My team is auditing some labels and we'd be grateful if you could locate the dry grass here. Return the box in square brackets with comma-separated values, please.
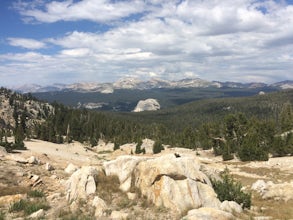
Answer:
[95, 172, 121, 203]
[226, 163, 293, 220]
[0, 186, 29, 197]
[251, 193, 293, 219]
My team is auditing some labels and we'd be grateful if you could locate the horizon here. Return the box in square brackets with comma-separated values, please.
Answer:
[7, 76, 293, 91]
[1, 0, 293, 87]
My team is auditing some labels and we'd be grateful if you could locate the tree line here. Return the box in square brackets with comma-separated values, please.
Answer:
[1, 87, 293, 161]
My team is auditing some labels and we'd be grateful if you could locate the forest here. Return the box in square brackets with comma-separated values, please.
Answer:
[1, 87, 293, 161]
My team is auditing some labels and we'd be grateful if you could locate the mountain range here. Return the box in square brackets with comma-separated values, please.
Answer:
[10, 78, 293, 93]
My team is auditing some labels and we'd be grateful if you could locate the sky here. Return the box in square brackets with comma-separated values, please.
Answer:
[0, 0, 293, 87]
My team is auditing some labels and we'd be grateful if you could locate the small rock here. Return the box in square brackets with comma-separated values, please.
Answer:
[45, 162, 54, 171]
[29, 209, 45, 219]
[27, 156, 40, 165]
[127, 192, 137, 200]
[0, 146, 7, 157]
[64, 163, 79, 174]
[253, 216, 273, 220]
[86, 175, 96, 195]
[47, 193, 61, 201]
[92, 196, 107, 218]
[251, 180, 267, 195]
[111, 210, 129, 220]
[16, 171, 24, 177]
[29, 174, 42, 187]
[50, 174, 58, 179]
[220, 200, 242, 214]
[70, 201, 79, 213]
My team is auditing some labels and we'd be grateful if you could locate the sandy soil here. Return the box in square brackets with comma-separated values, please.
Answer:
[21, 139, 100, 167]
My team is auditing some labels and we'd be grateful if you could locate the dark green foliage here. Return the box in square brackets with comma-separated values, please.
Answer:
[13, 126, 26, 150]
[280, 102, 293, 132]
[33, 87, 278, 112]
[238, 139, 269, 161]
[211, 169, 251, 209]
[2, 87, 293, 162]
[222, 144, 234, 161]
[153, 141, 164, 154]
[135, 139, 143, 154]
[113, 142, 120, 151]
[0, 211, 4, 220]
[27, 190, 45, 198]
[9, 199, 50, 215]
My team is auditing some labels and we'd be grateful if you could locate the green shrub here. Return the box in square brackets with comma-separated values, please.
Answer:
[9, 199, 50, 215]
[153, 141, 164, 154]
[238, 133, 268, 161]
[28, 190, 45, 198]
[211, 169, 251, 209]
[0, 211, 5, 220]
[9, 199, 27, 213]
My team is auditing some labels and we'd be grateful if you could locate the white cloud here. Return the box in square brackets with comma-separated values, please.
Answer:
[2, 0, 293, 86]
[7, 37, 46, 50]
[15, 0, 145, 23]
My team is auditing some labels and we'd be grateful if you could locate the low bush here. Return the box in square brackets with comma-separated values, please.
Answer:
[28, 190, 45, 198]
[9, 199, 50, 215]
[211, 168, 251, 209]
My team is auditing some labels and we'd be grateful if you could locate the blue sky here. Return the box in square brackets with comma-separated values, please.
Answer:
[1, 0, 293, 87]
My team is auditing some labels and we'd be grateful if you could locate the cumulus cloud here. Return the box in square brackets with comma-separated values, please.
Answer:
[14, 0, 145, 23]
[1, 0, 293, 86]
[7, 37, 46, 50]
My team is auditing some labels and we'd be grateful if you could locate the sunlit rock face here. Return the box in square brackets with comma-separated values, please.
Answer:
[133, 99, 160, 112]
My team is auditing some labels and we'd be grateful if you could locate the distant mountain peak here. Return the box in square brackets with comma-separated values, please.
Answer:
[8, 77, 293, 93]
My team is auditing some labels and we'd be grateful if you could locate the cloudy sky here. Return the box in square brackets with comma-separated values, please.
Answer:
[1, 0, 293, 87]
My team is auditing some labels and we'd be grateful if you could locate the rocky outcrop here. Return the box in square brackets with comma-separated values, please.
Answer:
[181, 207, 234, 220]
[104, 154, 225, 215]
[103, 156, 149, 192]
[133, 99, 160, 112]
[95, 139, 114, 152]
[66, 166, 99, 202]
[134, 154, 221, 214]
[141, 138, 155, 154]
[251, 179, 293, 201]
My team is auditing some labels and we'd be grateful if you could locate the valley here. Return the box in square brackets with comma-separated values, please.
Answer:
[0, 84, 293, 219]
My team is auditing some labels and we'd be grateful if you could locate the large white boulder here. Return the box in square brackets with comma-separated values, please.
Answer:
[103, 155, 149, 192]
[133, 99, 160, 112]
[134, 154, 221, 214]
[66, 166, 99, 202]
